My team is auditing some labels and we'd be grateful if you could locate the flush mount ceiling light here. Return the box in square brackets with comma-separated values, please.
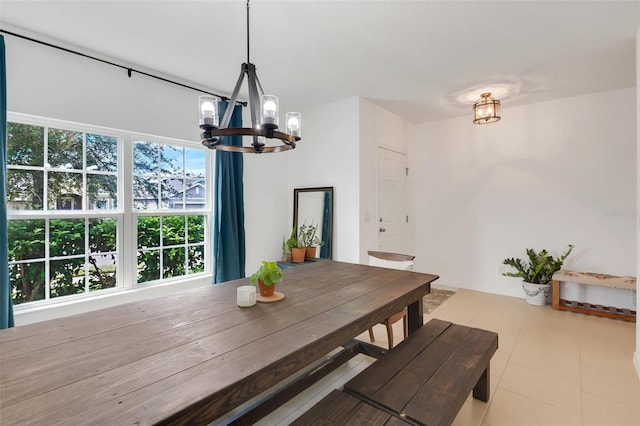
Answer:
[473, 92, 501, 124]
[198, 0, 301, 153]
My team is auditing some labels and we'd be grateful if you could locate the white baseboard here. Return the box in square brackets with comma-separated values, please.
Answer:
[634, 352, 640, 379]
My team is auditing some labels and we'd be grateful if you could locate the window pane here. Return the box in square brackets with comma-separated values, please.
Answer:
[7, 122, 45, 166]
[185, 148, 205, 178]
[133, 141, 158, 175]
[87, 134, 117, 172]
[48, 128, 83, 170]
[9, 262, 45, 304]
[50, 218, 85, 257]
[137, 250, 160, 283]
[89, 254, 117, 291]
[162, 216, 185, 246]
[188, 215, 204, 243]
[48, 172, 82, 210]
[163, 247, 185, 278]
[8, 219, 45, 261]
[50, 258, 86, 298]
[7, 169, 44, 210]
[137, 216, 160, 249]
[161, 145, 183, 176]
[10, 262, 45, 304]
[89, 218, 117, 253]
[133, 176, 158, 210]
[188, 246, 204, 274]
[161, 178, 184, 209]
[88, 174, 117, 210]
[183, 179, 205, 209]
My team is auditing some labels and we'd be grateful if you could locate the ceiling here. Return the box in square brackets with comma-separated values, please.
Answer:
[1, 0, 638, 123]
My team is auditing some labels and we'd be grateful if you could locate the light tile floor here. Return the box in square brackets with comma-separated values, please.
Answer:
[252, 288, 639, 426]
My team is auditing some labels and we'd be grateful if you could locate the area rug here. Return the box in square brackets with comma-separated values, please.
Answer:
[423, 288, 456, 314]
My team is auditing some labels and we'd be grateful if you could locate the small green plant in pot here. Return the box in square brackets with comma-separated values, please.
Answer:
[299, 221, 323, 259]
[502, 244, 574, 306]
[285, 225, 306, 263]
[250, 261, 283, 297]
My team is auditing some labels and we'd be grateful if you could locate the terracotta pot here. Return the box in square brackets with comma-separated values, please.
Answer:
[258, 279, 276, 297]
[291, 247, 306, 263]
[305, 246, 317, 259]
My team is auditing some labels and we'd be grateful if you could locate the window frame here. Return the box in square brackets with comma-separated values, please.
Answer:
[6, 112, 213, 309]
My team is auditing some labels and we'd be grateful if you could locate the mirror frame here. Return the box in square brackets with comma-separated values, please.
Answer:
[293, 186, 334, 259]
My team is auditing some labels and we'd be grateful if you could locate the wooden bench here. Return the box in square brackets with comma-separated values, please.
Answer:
[551, 270, 636, 322]
[292, 319, 498, 426]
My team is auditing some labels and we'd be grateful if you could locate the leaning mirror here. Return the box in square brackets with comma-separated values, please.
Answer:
[293, 187, 334, 259]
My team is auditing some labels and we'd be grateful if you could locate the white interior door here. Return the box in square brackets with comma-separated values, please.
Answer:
[377, 148, 407, 253]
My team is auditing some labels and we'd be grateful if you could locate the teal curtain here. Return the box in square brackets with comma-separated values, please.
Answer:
[1, 35, 15, 328]
[320, 191, 331, 259]
[213, 102, 246, 283]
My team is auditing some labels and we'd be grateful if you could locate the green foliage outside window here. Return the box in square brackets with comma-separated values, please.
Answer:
[8, 218, 118, 304]
[136, 215, 205, 284]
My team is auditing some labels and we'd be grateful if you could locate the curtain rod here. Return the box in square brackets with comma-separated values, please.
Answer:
[0, 29, 246, 106]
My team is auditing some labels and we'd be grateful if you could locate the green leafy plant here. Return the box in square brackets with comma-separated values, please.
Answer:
[298, 222, 323, 247]
[502, 245, 574, 284]
[285, 225, 305, 250]
[250, 261, 283, 287]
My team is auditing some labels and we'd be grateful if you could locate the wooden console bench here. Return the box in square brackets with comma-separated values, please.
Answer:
[551, 270, 636, 322]
[292, 319, 498, 426]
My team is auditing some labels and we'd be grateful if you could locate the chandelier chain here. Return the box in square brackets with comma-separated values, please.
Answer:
[246, 0, 251, 65]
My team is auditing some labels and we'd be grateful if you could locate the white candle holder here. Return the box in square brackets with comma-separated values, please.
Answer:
[237, 285, 257, 307]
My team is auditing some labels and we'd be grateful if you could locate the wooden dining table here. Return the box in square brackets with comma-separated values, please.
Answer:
[0, 260, 439, 425]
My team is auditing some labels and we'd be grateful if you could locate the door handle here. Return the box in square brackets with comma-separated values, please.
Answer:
[379, 227, 386, 232]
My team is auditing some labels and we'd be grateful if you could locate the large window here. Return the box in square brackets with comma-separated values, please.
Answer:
[6, 115, 211, 306]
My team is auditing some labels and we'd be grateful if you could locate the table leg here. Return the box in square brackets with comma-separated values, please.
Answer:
[407, 297, 424, 334]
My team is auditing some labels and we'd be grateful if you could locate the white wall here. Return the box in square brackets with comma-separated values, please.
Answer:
[5, 34, 198, 141]
[409, 88, 637, 309]
[243, 152, 290, 274]
[287, 97, 361, 263]
[358, 99, 411, 263]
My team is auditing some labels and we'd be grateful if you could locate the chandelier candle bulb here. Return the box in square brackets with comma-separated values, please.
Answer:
[260, 94, 279, 128]
[199, 95, 220, 127]
[286, 112, 302, 137]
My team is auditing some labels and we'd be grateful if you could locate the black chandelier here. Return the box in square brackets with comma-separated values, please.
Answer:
[198, 0, 301, 153]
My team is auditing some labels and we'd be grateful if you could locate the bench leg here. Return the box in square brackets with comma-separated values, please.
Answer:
[472, 365, 490, 402]
[552, 280, 560, 310]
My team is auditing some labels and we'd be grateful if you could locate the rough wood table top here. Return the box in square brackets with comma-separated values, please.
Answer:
[0, 260, 438, 425]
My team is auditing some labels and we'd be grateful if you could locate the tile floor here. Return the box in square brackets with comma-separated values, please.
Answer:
[249, 288, 639, 425]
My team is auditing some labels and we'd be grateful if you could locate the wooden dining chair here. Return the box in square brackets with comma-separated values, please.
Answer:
[367, 250, 415, 349]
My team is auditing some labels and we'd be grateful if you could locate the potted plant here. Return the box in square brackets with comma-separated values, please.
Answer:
[502, 244, 574, 306]
[299, 221, 323, 259]
[285, 225, 306, 263]
[250, 261, 283, 297]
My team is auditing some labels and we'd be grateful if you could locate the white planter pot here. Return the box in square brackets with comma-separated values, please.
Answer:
[522, 281, 550, 306]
